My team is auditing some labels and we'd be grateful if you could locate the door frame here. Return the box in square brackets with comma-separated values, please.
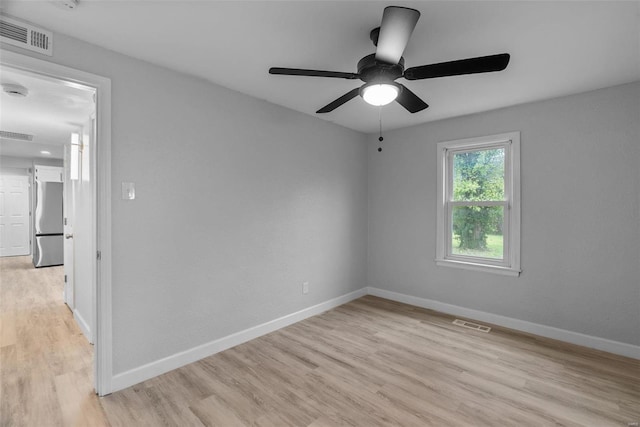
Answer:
[0, 49, 113, 396]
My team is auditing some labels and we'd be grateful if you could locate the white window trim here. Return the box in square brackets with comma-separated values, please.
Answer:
[435, 131, 521, 276]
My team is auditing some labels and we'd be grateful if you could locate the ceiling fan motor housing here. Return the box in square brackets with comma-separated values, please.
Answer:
[357, 54, 404, 83]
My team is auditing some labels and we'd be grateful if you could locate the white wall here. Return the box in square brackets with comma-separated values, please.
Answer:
[0, 167, 28, 177]
[3, 34, 368, 375]
[0, 155, 63, 174]
[368, 82, 640, 346]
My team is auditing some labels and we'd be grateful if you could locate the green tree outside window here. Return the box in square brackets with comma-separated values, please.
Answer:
[452, 148, 504, 253]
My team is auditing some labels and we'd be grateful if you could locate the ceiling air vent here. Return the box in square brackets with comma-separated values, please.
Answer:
[0, 15, 52, 56]
[0, 130, 34, 141]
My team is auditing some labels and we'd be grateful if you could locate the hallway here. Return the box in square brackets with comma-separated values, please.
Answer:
[0, 256, 107, 426]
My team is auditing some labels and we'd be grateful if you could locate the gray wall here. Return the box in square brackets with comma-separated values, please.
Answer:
[368, 82, 640, 346]
[3, 35, 369, 374]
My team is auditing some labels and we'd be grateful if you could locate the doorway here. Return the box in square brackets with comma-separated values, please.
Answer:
[0, 49, 112, 396]
[2, 61, 96, 369]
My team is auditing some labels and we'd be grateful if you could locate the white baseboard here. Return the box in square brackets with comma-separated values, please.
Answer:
[110, 285, 638, 393]
[74, 310, 93, 344]
[111, 288, 367, 393]
[367, 287, 639, 360]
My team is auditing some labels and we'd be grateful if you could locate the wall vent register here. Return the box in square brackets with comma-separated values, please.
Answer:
[0, 15, 53, 56]
[0, 130, 34, 141]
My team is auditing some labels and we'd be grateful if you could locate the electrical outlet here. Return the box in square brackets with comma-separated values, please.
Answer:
[302, 281, 309, 295]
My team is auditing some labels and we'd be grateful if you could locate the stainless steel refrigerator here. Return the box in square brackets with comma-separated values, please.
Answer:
[33, 181, 64, 267]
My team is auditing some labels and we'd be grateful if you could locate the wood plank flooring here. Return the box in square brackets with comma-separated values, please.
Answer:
[1, 255, 639, 426]
[0, 255, 107, 426]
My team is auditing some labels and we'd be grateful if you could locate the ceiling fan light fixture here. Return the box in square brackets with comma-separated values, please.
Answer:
[361, 82, 400, 106]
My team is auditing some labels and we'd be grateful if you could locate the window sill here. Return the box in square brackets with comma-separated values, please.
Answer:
[435, 259, 521, 277]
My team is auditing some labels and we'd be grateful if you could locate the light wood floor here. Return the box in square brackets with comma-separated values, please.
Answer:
[0, 255, 107, 426]
[1, 256, 639, 426]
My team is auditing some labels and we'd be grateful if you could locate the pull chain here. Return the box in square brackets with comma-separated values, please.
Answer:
[377, 106, 384, 152]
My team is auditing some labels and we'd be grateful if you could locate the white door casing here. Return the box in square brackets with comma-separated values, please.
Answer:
[0, 175, 31, 257]
[0, 49, 113, 396]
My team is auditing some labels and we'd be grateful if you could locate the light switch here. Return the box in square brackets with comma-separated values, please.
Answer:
[122, 182, 135, 200]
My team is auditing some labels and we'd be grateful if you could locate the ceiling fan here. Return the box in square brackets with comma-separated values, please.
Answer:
[269, 6, 510, 114]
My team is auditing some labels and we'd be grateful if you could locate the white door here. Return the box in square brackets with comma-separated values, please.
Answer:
[63, 144, 75, 309]
[73, 118, 95, 343]
[0, 175, 31, 257]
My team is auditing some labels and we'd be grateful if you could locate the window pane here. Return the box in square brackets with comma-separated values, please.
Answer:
[452, 148, 505, 201]
[451, 205, 504, 259]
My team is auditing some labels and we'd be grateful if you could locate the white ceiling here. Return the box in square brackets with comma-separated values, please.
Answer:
[0, 68, 95, 159]
[2, 1, 639, 134]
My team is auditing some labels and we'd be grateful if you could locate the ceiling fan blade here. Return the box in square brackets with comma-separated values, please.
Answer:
[375, 6, 420, 65]
[316, 88, 361, 113]
[396, 84, 428, 113]
[269, 67, 359, 79]
[404, 53, 511, 80]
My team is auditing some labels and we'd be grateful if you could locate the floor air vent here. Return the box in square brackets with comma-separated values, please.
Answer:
[0, 15, 53, 56]
[453, 319, 491, 333]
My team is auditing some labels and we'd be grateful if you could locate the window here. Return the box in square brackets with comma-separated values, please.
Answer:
[436, 132, 520, 276]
